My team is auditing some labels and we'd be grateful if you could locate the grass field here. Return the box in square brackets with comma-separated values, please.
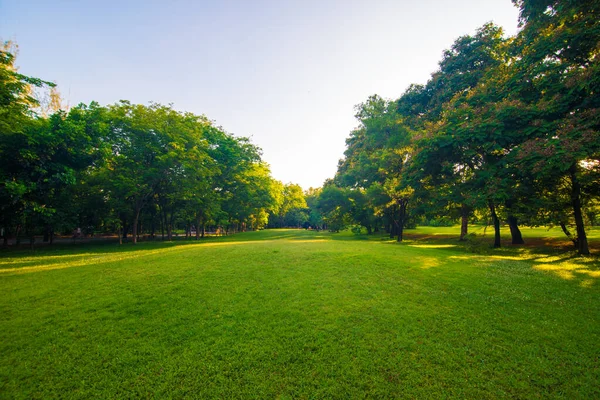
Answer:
[1, 229, 599, 398]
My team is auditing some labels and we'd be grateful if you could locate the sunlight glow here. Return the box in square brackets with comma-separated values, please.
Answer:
[0, 252, 105, 266]
[534, 262, 600, 284]
[416, 257, 441, 269]
[446, 254, 599, 287]
[408, 244, 457, 249]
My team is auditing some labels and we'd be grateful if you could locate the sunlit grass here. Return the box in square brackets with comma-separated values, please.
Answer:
[410, 224, 600, 241]
[0, 229, 598, 398]
[408, 244, 458, 249]
[0, 243, 206, 275]
[533, 260, 600, 280]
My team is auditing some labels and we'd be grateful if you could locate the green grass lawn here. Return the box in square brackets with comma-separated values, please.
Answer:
[1, 229, 599, 398]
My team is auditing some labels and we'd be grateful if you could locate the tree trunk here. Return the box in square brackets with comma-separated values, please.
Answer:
[28, 224, 35, 249]
[132, 197, 147, 245]
[488, 201, 501, 248]
[201, 223, 206, 238]
[196, 216, 202, 240]
[560, 221, 577, 246]
[132, 209, 140, 245]
[43, 225, 54, 244]
[169, 212, 175, 241]
[15, 224, 21, 245]
[388, 210, 396, 239]
[161, 208, 167, 240]
[121, 216, 129, 241]
[570, 165, 590, 255]
[43, 224, 51, 242]
[459, 205, 469, 241]
[396, 223, 403, 242]
[507, 215, 524, 245]
[396, 199, 408, 242]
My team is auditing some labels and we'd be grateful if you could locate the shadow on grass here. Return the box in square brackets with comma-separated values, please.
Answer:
[1, 229, 598, 285]
[0, 230, 325, 274]
[374, 230, 600, 287]
[0, 236, 233, 273]
[527, 252, 600, 285]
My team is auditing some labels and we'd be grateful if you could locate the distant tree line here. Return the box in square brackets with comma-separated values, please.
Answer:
[308, 0, 599, 255]
[0, 43, 314, 246]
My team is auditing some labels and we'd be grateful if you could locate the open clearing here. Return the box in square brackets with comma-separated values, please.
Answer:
[1, 229, 599, 398]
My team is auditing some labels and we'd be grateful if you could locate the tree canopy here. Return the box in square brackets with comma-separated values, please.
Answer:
[0, 45, 281, 245]
[305, 1, 599, 254]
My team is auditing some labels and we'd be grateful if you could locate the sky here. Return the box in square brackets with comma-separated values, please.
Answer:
[1, 0, 520, 190]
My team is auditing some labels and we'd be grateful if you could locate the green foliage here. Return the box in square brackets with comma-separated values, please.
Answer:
[0, 46, 281, 244]
[425, 217, 456, 227]
[268, 183, 308, 228]
[320, 2, 599, 253]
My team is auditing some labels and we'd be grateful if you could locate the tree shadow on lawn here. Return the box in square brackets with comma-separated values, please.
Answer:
[0, 229, 326, 274]
[450, 249, 600, 288]
[526, 251, 600, 285]
[375, 230, 600, 287]
[431, 239, 599, 286]
[266, 229, 600, 286]
[2, 228, 598, 286]
[0, 236, 231, 274]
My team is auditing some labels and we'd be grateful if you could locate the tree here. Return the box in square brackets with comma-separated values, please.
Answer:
[0, 43, 56, 245]
[501, 0, 600, 254]
[406, 24, 512, 246]
[335, 95, 415, 240]
[304, 187, 324, 229]
[269, 183, 307, 228]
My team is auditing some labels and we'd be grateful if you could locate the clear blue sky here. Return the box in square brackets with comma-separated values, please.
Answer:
[1, 0, 520, 189]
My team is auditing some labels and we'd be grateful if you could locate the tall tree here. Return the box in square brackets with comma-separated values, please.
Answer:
[503, 0, 600, 254]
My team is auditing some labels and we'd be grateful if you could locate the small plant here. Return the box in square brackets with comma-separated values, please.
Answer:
[350, 225, 364, 235]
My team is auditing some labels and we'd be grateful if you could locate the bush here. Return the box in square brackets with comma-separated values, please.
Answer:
[350, 225, 363, 235]
[426, 217, 456, 227]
